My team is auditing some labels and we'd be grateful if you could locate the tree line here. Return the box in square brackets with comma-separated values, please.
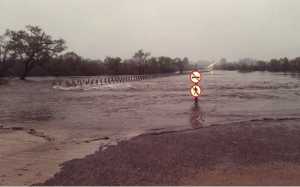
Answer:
[0, 25, 192, 80]
[214, 57, 300, 72]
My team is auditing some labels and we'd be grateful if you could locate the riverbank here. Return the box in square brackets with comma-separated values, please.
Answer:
[0, 124, 118, 185]
[42, 118, 300, 186]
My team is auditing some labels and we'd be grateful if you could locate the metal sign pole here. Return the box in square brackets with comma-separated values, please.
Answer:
[194, 96, 198, 104]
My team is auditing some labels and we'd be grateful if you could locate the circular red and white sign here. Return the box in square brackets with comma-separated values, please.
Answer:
[189, 71, 201, 83]
[190, 85, 202, 97]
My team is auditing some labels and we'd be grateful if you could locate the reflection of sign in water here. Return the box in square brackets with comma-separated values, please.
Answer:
[190, 71, 201, 83]
[190, 103, 204, 129]
[190, 85, 201, 97]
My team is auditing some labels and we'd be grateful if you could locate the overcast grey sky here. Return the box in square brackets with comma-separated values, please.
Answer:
[0, 0, 300, 62]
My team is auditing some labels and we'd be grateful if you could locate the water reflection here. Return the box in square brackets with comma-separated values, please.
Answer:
[190, 102, 205, 129]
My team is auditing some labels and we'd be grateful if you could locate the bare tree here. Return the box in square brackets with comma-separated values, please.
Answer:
[5, 25, 66, 80]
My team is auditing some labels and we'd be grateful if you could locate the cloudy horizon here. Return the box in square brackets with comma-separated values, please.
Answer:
[1, 0, 300, 62]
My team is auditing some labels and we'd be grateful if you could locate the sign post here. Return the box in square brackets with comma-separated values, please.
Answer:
[189, 70, 202, 104]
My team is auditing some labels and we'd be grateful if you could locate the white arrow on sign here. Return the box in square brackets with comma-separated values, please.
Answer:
[190, 71, 201, 83]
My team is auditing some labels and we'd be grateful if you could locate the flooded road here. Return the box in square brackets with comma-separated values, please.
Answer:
[1, 70, 300, 185]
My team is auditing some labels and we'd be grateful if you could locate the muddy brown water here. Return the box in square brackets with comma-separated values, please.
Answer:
[0, 70, 300, 185]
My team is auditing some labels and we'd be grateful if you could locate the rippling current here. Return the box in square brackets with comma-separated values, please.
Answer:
[1, 70, 300, 142]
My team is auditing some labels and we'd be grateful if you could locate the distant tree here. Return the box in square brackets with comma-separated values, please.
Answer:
[146, 57, 160, 74]
[255, 60, 267, 71]
[133, 49, 151, 74]
[40, 51, 83, 76]
[279, 57, 289, 72]
[61, 51, 82, 61]
[133, 49, 151, 62]
[181, 57, 189, 72]
[0, 33, 14, 77]
[219, 58, 227, 64]
[268, 59, 281, 72]
[174, 58, 183, 73]
[104, 56, 122, 75]
[5, 25, 66, 80]
[157, 56, 177, 73]
[292, 57, 300, 71]
[174, 57, 188, 74]
[214, 56, 300, 73]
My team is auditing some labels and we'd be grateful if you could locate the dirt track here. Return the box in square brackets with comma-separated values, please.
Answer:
[41, 119, 300, 186]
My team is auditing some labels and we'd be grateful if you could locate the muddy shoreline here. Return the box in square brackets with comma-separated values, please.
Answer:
[0, 123, 120, 186]
[41, 118, 300, 186]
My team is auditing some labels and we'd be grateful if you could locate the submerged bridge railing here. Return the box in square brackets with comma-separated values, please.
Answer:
[52, 73, 176, 88]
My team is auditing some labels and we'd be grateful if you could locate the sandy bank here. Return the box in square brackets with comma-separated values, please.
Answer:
[42, 119, 300, 185]
[0, 125, 117, 185]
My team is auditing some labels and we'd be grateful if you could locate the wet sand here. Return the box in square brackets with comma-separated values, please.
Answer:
[0, 122, 141, 185]
[42, 119, 300, 186]
[0, 127, 114, 185]
[0, 120, 134, 185]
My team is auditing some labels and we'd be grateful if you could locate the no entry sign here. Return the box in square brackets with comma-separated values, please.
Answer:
[190, 85, 201, 97]
[190, 71, 201, 83]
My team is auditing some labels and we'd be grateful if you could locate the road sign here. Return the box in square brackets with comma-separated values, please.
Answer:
[190, 85, 201, 97]
[190, 71, 201, 83]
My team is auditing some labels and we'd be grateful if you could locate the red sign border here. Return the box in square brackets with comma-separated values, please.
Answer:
[190, 84, 202, 98]
[189, 70, 202, 83]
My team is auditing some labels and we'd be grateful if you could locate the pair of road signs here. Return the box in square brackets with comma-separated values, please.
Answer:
[189, 71, 202, 98]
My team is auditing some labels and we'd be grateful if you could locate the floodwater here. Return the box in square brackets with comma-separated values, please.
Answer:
[2, 71, 300, 134]
[1, 70, 300, 185]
